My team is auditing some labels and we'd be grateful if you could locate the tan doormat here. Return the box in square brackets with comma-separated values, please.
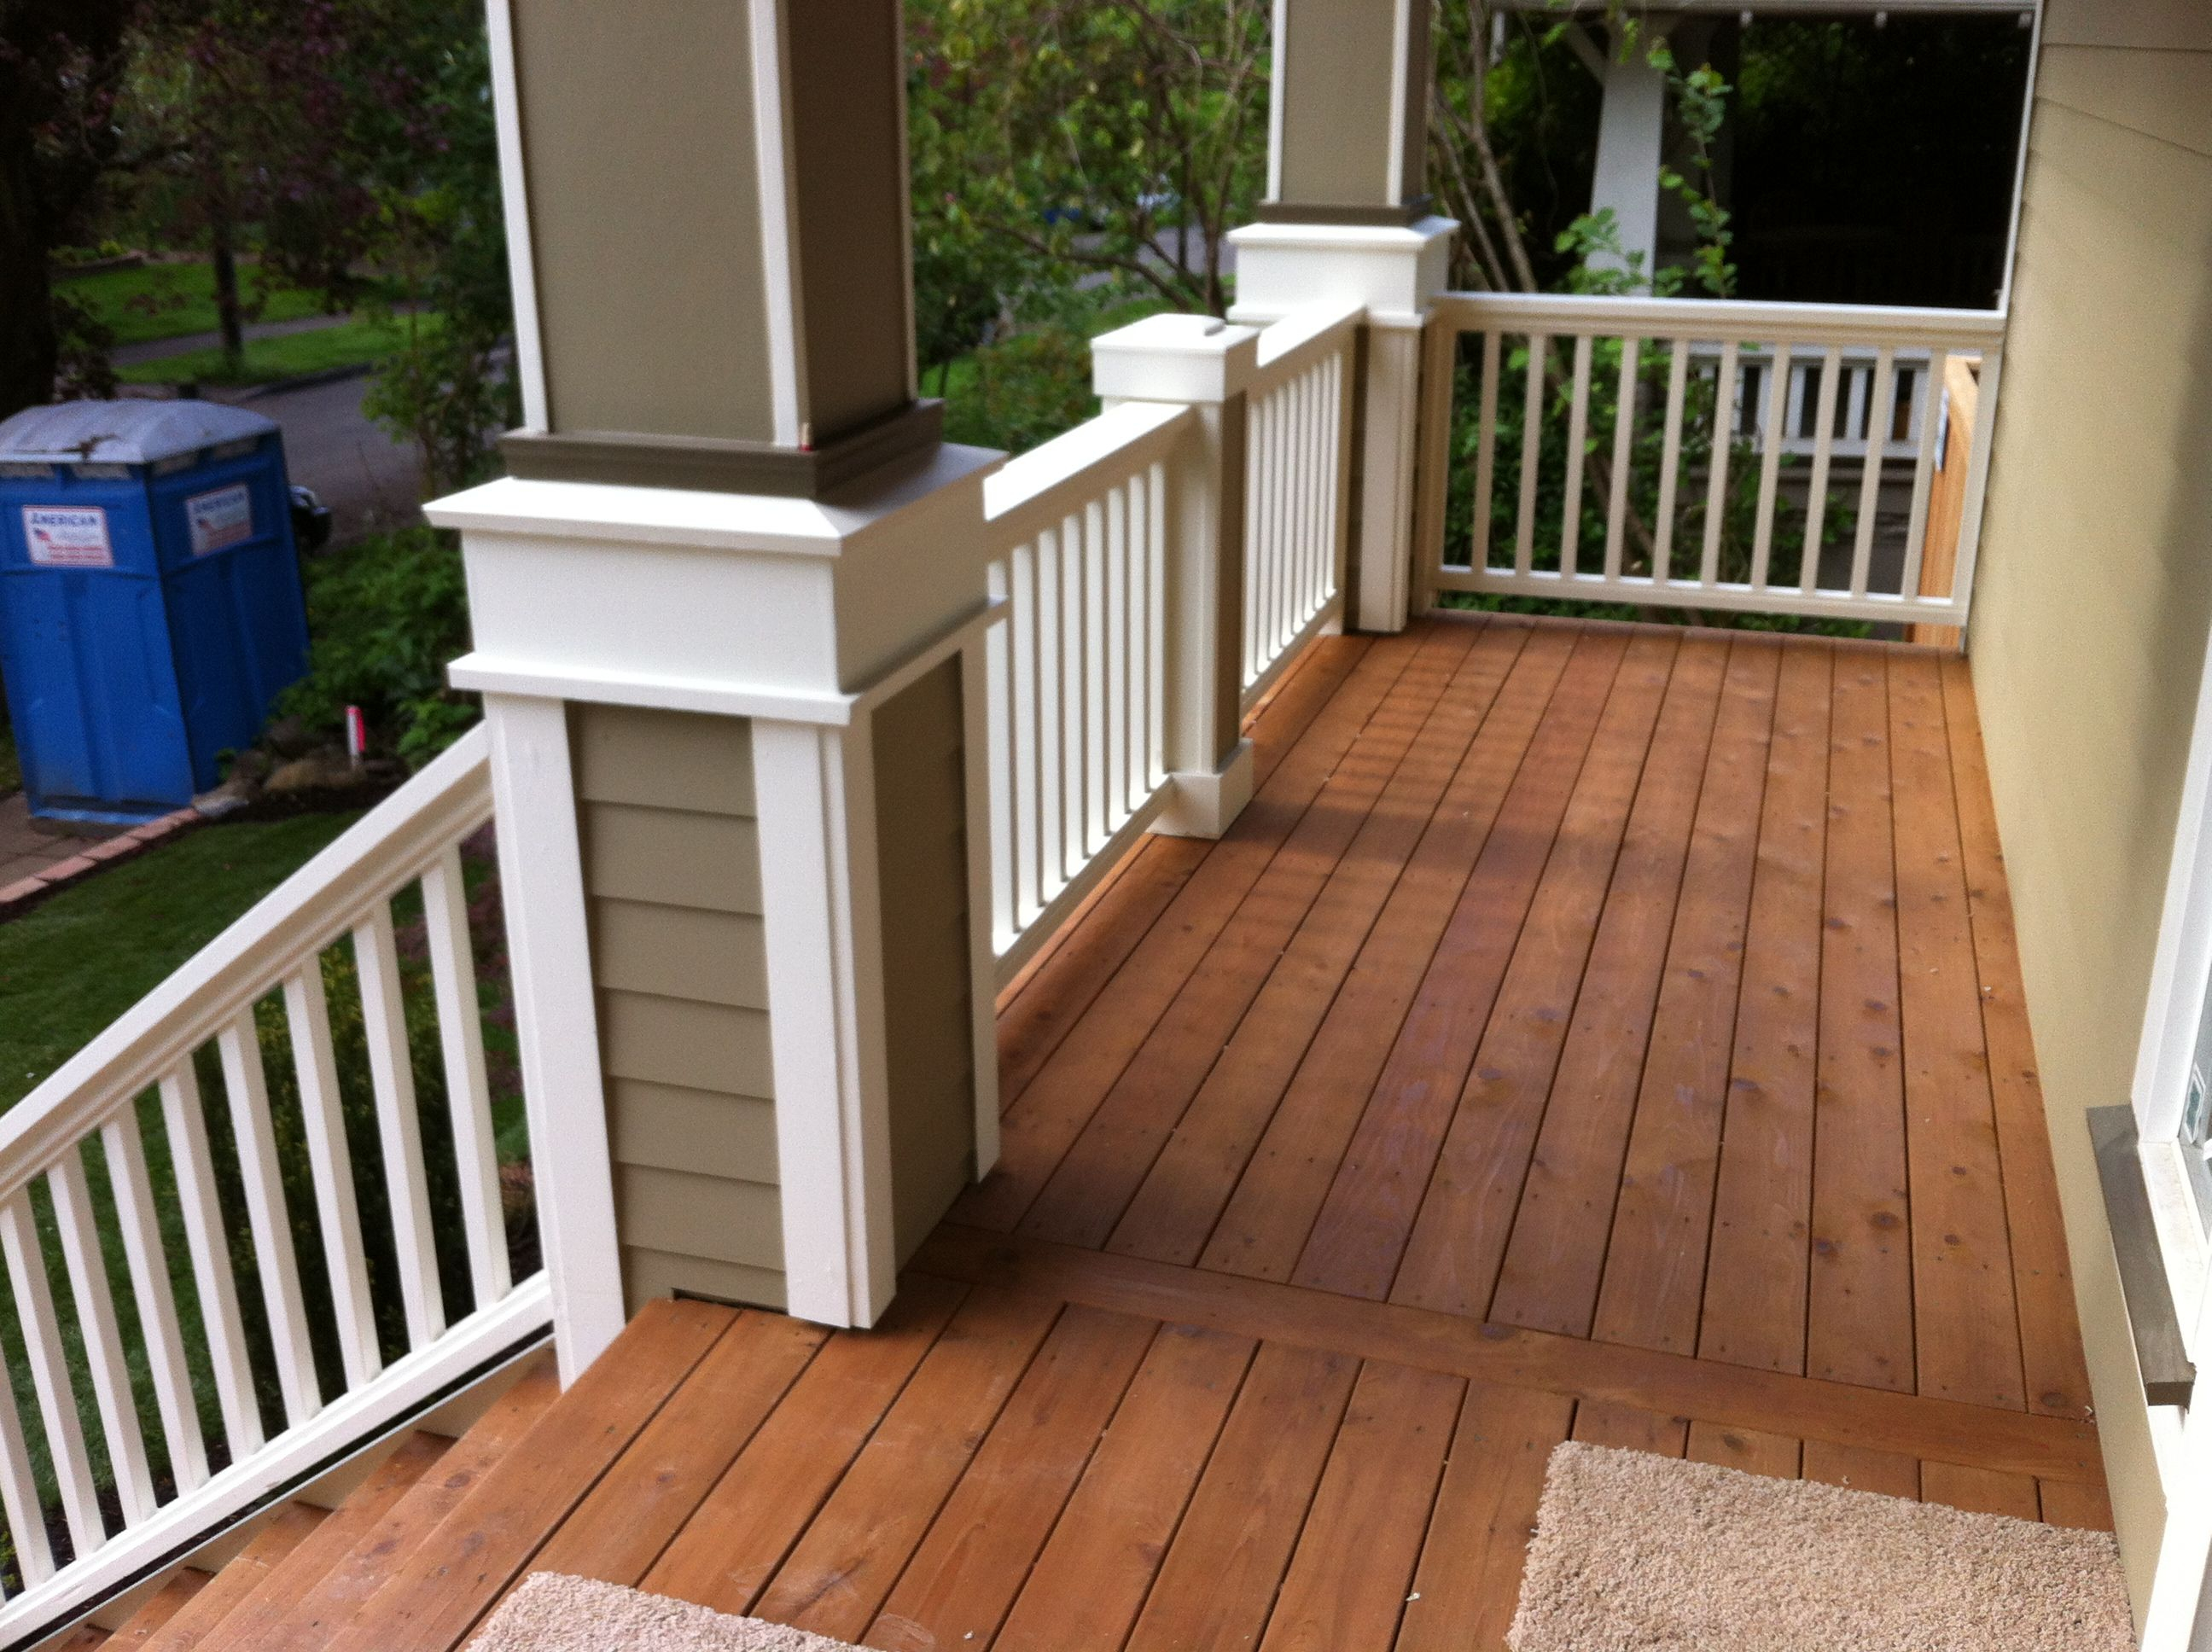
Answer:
[469, 1573, 865, 1652]
[1509, 1442, 2133, 1651]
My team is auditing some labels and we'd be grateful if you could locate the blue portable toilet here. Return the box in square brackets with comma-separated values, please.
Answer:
[0, 400, 311, 824]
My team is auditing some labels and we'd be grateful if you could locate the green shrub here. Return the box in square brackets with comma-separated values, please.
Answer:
[275, 527, 478, 769]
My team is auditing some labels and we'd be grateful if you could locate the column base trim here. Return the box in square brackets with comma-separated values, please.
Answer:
[1155, 740, 1256, 839]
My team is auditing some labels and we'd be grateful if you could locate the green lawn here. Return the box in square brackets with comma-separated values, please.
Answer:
[55, 260, 405, 350]
[0, 724, 17, 798]
[116, 312, 434, 387]
[0, 814, 357, 1108]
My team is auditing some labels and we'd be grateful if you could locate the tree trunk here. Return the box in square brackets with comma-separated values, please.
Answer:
[0, 80, 56, 421]
[209, 177, 246, 377]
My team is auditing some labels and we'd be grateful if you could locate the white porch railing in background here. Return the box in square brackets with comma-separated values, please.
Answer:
[0, 727, 549, 1639]
[981, 303, 1361, 983]
[981, 403, 1188, 986]
[1241, 304, 1359, 704]
[1412, 292, 2007, 628]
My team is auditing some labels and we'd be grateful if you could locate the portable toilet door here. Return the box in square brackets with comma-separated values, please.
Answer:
[0, 400, 310, 824]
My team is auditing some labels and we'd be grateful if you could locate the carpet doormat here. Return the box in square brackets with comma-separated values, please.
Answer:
[469, 1573, 866, 1652]
[1508, 1441, 2133, 1651]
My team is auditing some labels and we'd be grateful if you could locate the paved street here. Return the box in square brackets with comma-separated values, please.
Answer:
[212, 374, 423, 546]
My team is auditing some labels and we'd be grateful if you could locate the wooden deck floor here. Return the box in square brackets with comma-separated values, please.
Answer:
[353, 616, 2110, 1652]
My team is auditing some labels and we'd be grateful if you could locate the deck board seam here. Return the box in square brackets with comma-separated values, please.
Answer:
[910, 1227, 2100, 1483]
[1092, 622, 1538, 1260]
[1466, 628, 1715, 1326]
[1381, 626, 1664, 1308]
[1189, 621, 1580, 1285]
[1007, 625, 1484, 1239]
[981, 625, 1444, 1228]
[1292, 627, 1639, 1300]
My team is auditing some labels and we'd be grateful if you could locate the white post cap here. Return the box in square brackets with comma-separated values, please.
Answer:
[1091, 314, 1260, 404]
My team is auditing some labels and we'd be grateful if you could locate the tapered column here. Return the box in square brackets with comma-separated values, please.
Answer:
[1233, 0, 1454, 636]
[1261, 0, 1435, 225]
[445, 0, 1000, 1364]
[487, 0, 935, 492]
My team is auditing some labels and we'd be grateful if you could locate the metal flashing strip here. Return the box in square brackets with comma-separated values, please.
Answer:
[2089, 1104, 2198, 1409]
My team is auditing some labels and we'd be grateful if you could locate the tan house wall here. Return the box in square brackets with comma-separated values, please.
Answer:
[1965, 0, 2212, 1616]
[571, 703, 786, 1312]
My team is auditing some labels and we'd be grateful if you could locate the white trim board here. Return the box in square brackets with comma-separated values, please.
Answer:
[484, 0, 550, 433]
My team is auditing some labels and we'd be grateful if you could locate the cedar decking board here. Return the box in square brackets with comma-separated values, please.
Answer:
[341, 618, 2107, 1652]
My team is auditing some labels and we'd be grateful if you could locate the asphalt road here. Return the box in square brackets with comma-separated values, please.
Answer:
[211, 374, 423, 547]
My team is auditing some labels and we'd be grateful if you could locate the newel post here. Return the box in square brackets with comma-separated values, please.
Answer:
[1091, 315, 1260, 838]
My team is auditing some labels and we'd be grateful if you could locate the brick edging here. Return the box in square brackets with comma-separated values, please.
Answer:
[0, 807, 204, 919]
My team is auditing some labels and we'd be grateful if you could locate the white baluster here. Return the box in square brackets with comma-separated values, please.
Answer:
[1012, 538, 1044, 925]
[1699, 340, 1739, 588]
[1471, 330, 1501, 572]
[1059, 513, 1086, 879]
[218, 1009, 321, 1425]
[1749, 342, 1794, 590]
[98, 1106, 208, 1492]
[1104, 483, 1130, 823]
[1083, 495, 1109, 852]
[1849, 347, 1895, 600]
[1899, 349, 1949, 605]
[1146, 458, 1169, 792]
[984, 563, 1017, 953]
[0, 1335, 53, 1585]
[0, 1190, 102, 1556]
[351, 907, 444, 1351]
[47, 1149, 156, 1524]
[158, 1062, 262, 1457]
[1517, 334, 1547, 578]
[1654, 339, 1690, 583]
[1801, 345, 1843, 594]
[1561, 334, 1593, 577]
[422, 846, 512, 1308]
[283, 963, 380, 1386]
[1034, 526, 1063, 901]
[1604, 336, 1640, 582]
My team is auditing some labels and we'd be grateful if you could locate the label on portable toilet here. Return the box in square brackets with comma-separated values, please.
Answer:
[185, 483, 253, 556]
[21, 506, 113, 568]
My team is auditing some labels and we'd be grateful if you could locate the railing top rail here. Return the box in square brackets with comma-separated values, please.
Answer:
[1431, 289, 2008, 350]
[984, 399, 1192, 550]
[1250, 300, 1365, 392]
[0, 725, 495, 1194]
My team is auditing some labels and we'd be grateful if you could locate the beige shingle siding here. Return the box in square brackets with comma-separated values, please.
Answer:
[571, 701, 783, 1312]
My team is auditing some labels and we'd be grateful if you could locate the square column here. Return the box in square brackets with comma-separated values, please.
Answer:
[1263, 0, 1436, 225]
[429, 448, 1003, 1363]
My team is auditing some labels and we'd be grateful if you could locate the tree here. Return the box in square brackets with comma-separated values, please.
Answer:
[907, 0, 1271, 323]
[0, 0, 136, 421]
[351, 0, 518, 495]
[1429, 3, 1735, 300]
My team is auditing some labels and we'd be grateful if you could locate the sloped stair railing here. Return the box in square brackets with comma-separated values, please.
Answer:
[0, 724, 550, 1643]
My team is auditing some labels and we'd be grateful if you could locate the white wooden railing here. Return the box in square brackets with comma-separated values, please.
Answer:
[1241, 303, 1359, 703]
[981, 403, 1189, 985]
[0, 726, 549, 1637]
[1412, 292, 2006, 628]
[980, 302, 1361, 982]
